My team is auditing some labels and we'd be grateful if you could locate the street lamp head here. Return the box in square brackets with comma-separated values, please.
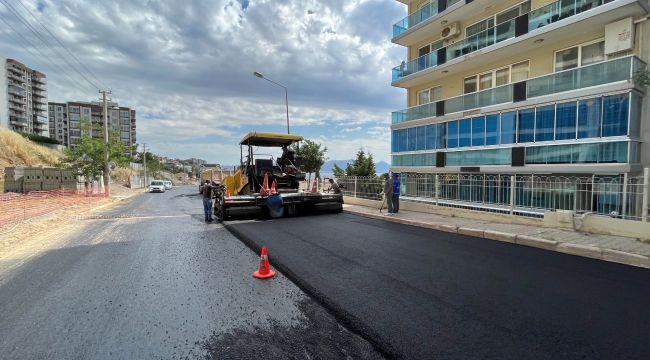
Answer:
[253, 71, 264, 78]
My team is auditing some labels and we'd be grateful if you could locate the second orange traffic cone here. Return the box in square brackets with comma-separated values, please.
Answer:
[259, 173, 270, 195]
[311, 179, 318, 193]
[270, 180, 277, 195]
[252, 246, 275, 279]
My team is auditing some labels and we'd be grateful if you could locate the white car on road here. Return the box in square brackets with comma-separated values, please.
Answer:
[149, 180, 166, 193]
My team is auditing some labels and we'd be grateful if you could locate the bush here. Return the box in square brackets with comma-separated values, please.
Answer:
[18, 132, 61, 145]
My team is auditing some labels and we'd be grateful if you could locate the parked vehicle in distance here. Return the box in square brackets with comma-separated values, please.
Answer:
[149, 180, 166, 193]
[163, 180, 173, 190]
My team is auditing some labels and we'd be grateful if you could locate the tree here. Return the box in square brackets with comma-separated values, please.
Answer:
[345, 149, 377, 177]
[107, 129, 133, 168]
[58, 119, 134, 192]
[293, 139, 327, 182]
[58, 122, 104, 191]
[332, 164, 346, 177]
[135, 151, 163, 179]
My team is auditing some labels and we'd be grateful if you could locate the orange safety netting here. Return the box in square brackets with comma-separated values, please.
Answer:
[0, 188, 106, 229]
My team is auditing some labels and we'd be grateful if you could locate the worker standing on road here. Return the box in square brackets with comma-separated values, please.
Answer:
[202, 180, 215, 223]
[383, 173, 394, 214]
[392, 173, 401, 214]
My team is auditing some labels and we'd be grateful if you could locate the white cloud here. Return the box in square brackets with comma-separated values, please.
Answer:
[0, 0, 406, 164]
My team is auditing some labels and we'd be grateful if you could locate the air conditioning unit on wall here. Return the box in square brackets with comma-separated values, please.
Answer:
[441, 22, 460, 40]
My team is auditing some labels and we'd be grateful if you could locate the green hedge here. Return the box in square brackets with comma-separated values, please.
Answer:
[18, 132, 61, 145]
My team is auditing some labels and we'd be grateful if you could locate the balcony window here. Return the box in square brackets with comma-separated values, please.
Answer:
[391, 131, 398, 152]
[535, 105, 555, 142]
[555, 40, 604, 71]
[464, 61, 529, 95]
[511, 61, 529, 82]
[416, 126, 426, 151]
[602, 94, 628, 137]
[581, 41, 605, 66]
[392, 129, 408, 152]
[479, 73, 493, 90]
[407, 127, 417, 151]
[447, 121, 459, 148]
[464, 77, 477, 94]
[501, 111, 517, 144]
[465, 1, 530, 37]
[417, 89, 430, 105]
[425, 124, 438, 150]
[556, 101, 577, 140]
[495, 68, 509, 86]
[471, 116, 486, 147]
[517, 109, 535, 143]
[458, 118, 472, 147]
[485, 115, 500, 145]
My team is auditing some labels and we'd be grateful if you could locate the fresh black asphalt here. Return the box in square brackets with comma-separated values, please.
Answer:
[0, 188, 383, 359]
[227, 212, 650, 360]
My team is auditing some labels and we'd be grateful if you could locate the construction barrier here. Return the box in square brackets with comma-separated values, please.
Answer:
[0, 187, 106, 230]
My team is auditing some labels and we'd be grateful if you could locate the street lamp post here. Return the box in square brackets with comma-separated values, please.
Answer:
[253, 71, 290, 134]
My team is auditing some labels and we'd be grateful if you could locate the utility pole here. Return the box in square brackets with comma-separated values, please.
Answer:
[100, 90, 112, 197]
[143, 143, 148, 187]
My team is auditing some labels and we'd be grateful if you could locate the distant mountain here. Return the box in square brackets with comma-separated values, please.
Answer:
[320, 160, 390, 176]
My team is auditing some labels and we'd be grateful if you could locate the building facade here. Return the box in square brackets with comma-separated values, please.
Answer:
[390, 0, 649, 215]
[47, 101, 137, 153]
[0, 57, 49, 136]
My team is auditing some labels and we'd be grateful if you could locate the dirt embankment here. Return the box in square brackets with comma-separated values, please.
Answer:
[0, 128, 63, 192]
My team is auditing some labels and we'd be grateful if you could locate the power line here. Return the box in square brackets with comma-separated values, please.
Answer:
[0, 6, 97, 94]
[0, 0, 101, 91]
[14, 0, 107, 90]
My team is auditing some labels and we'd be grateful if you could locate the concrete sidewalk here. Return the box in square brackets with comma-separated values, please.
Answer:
[343, 202, 650, 269]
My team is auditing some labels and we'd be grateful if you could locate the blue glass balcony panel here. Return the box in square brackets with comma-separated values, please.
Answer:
[578, 97, 602, 139]
[393, 0, 615, 82]
[392, 56, 643, 125]
[392, 0, 463, 37]
[528, 0, 609, 32]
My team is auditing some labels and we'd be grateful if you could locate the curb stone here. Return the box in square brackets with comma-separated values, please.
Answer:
[344, 207, 649, 269]
[602, 249, 650, 269]
[556, 243, 602, 260]
[515, 235, 558, 251]
[483, 230, 517, 243]
[457, 227, 485, 238]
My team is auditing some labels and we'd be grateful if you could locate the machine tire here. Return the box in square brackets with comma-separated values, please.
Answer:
[214, 187, 228, 221]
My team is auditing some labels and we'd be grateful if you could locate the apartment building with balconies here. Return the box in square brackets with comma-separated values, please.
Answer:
[47, 101, 137, 153]
[0, 57, 49, 136]
[391, 0, 649, 175]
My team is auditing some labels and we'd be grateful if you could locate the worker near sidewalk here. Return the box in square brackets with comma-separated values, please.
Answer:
[328, 178, 341, 194]
[383, 173, 394, 214]
[202, 179, 215, 223]
[391, 173, 401, 214]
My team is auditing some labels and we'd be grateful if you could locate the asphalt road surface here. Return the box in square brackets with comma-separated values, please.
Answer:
[0, 186, 383, 359]
[227, 212, 650, 360]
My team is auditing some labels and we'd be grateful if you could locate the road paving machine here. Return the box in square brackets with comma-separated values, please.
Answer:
[212, 131, 343, 221]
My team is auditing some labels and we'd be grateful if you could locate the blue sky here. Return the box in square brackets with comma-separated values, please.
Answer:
[0, 0, 407, 165]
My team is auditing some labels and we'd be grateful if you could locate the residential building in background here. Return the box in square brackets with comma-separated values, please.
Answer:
[0, 57, 49, 136]
[390, 0, 649, 214]
[47, 101, 137, 153]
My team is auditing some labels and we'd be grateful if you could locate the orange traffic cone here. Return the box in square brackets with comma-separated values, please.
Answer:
[311, 179, 318, 193]
[260, 173, 270, 195]
[252, 246, 275, 279]
[226, 189, 230, 198]
[270, 180, 277, 195]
